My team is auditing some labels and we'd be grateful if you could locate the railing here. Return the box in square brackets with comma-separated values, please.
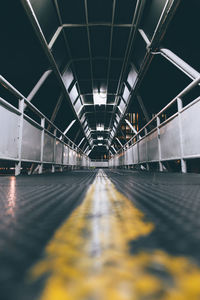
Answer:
[90, 160, 109, 168]
[109, 76, 200, 173]
[0, 75, 90, 175]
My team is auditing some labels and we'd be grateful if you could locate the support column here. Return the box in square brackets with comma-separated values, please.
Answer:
[15, 99, 24, 176]
[157, 116, 163, 172]
[177, 98, 187, 173]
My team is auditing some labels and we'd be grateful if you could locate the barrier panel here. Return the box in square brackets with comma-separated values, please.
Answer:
[109, 76, 200, 173]
[0, 75, 90, 175]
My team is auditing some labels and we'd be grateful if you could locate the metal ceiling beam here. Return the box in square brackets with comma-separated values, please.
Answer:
[137, 94, 151, 123]
[109, 0, 181, 148]
[21, 0, 90, 145]
[115, 137, 123, 147]
[160, 48, 200, 80]
[48, 26, 62, 49]
[25, 69, 52, 108]
[48, 24, 133, 48]
[59, 119, 76, 140]
[78, 137, 85, 148]
[109, 0, 146, 131]
[125, 119, 139, 136]
[47, 93, 63, 131]
[53, 1, 83, 100]
[139, 29, 200, 81]
[63, 23, 133, 28]
[53, 0, 86, 131]
[111, 145, 117, 154]
[103, 0, 116, 138]
[81, 93, 117, 96]
[84, 0, 96, 137]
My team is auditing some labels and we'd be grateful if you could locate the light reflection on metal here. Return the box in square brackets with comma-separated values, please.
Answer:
[7, 176, 16, 217]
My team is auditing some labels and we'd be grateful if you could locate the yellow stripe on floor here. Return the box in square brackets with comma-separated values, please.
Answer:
[29, 170, 200, 300]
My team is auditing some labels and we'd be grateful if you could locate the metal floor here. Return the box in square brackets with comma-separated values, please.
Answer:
[0, 169, 200, 299]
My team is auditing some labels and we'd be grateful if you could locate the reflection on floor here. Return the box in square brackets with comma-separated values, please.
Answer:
[1, 169, 200, 299]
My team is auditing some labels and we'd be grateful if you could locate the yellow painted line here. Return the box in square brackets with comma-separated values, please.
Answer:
[29, 170, 200, 300]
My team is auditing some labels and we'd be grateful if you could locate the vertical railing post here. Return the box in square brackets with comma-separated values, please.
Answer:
[15, 99, 24, 176]
[39, 118, 45, 174]
[144, 128, 150, 171]
[177, 97, 187, 173]
[136, 134, 140, 167]
[52, 129, 57, 173]
[157, 116, 163, 172]
[60, 137, 64, 172]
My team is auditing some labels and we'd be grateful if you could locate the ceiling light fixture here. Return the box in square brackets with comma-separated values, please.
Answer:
[96, 124, 104, 131]
[93, 91, 107, 105]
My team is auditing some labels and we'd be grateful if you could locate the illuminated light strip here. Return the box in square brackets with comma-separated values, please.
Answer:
[29, 170, 200, 300]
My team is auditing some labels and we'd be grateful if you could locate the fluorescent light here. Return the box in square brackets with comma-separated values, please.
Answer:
[97, 136, 103, 140]
[98, 143, 103, 146]
[96, 124, 104, 131]
[93, 92, 107, 105]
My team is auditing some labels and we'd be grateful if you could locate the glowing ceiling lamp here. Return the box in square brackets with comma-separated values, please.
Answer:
[93, 91, 107, 105]
[96, 124, 104, 131]
[97, 136, 103, 140]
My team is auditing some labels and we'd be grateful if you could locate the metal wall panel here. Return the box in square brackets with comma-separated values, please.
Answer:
[43, 133, 54, 162]
[63, 145, 69, 165]
[55, 141, 63, 164]
[181, 100, 200, 157]
[82, 156, 86, 167]
[160, 117, 181, 160]
[118, 152, 124, 166]
[0, 106, 19, 159]
[127, 147, 133, 165]
[21, 119, 41, 161]
[72, 151, 77, 166]
[127, 65, 138, 88]
[147, 131, 159, 161]
[132, 144, 138, 164]
[138, 138, 146, 162]
[69, 149, 74, 165]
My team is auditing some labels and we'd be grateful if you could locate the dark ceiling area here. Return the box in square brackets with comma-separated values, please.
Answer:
[0, 0, 199, 159]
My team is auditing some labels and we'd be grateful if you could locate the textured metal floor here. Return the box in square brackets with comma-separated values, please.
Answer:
[1, 169, 200, 299]
[105, 169, 200, 260]
[0, 170, 97, 300]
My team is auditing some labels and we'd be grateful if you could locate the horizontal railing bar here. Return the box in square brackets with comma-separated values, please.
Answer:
[180, 95, 200, 114]
[0, 75, 86, 155]
[0, 96, 21, 115]
[24, 114, 43, 130]
[121, 75, 200, 152]
[158, 112, 178, 128]
[0, 75, 24, 99]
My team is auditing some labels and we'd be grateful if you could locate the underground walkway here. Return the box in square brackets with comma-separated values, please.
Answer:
[1, 169, 200, 300]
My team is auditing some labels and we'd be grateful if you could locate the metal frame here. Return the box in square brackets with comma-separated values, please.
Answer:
[21, 0, 91, 147]
[109, 0, 181, 148]
[110, 75, 200, 173]
[0, 75, 90, 175]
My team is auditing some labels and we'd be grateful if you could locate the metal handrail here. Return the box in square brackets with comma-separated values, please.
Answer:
[113, 75, 200, 155]
[0, 75, 87, 156]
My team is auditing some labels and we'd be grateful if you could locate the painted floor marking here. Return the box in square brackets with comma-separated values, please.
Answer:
[29, 170, 200, 300]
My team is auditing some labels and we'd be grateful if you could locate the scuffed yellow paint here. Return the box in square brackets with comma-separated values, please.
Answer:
[29, 170, 200, 300]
